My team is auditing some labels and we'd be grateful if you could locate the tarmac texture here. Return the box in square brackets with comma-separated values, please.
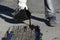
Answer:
[0, 0, 60, 40]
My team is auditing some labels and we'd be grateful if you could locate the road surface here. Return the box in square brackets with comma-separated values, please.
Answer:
[0, 0, 60, 40]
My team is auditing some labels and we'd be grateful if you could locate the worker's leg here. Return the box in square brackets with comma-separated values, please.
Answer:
[44, 0, 56, 27]
[18, 0, 31, 18]
[14, 0, 31, 22]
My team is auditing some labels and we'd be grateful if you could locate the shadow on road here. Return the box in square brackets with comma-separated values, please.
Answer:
[0, 5, 50, 26]
[0, 5, 14, 17]
[31, 16, 50, 26]
[0, 15, 24, 24]
[0, 5, 24, 24]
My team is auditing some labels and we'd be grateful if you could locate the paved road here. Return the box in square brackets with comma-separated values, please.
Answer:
[0, 0, 60, 40]
[0, 0, 60, 13]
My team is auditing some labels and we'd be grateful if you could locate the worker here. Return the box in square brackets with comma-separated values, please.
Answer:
[44, 0, 56, 27]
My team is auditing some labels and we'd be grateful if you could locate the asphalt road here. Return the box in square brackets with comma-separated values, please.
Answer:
[0, 0, 60, 13]
[0, 0, 60, 40]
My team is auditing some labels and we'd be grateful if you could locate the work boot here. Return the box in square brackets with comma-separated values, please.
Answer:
[48, 16, 56, 27]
